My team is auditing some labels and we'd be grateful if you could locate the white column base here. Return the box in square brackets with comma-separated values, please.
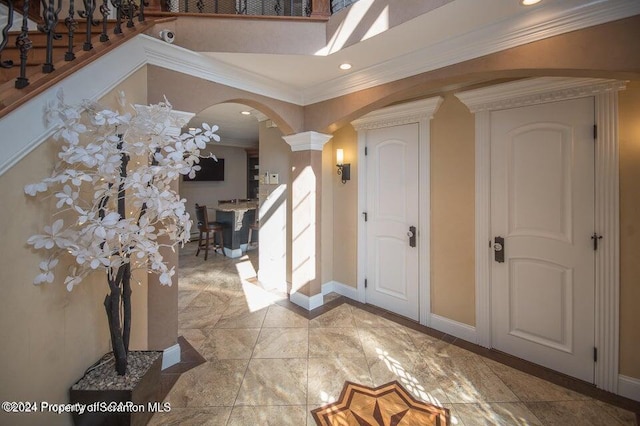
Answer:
[161, 343, 181, 370]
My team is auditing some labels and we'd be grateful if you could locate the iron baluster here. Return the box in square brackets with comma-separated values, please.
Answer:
[0, 0, 16, 69]
[15, 0, 33, 88]
[304, 0, 311, 16]
[110, 0, 122, 34]
[80, 0, 96, 51]
[126, 0, 134, 28]
[99, 0, 110, 41]
[65, 0, 78, 60]
[196, 0, 203, 13]
[138, 0, 145, 22]
[39, 0, 63, 73]
[235, 0, 246, 14]
[274, 0, 281, 15]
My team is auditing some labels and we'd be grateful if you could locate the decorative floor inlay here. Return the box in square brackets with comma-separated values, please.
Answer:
[311, 381, 449, 426]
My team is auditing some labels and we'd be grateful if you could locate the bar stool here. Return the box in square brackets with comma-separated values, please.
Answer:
[194, 203, 225, 260]
[247, 210, 258, 249]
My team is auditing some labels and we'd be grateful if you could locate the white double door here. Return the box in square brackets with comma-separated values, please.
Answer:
[365, 123, 420, 321]
[490, 97, 596, 382]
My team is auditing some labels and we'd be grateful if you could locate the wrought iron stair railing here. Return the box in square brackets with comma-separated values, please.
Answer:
[164, 0, 312, 17]
[0, 0, 148, 92]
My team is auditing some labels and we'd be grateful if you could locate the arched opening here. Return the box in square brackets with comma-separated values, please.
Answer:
[175, 100, 292, 336]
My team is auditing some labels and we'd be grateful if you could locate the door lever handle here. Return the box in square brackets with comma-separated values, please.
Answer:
[494, 236, 504, 263]
[408, 226, 416, 248]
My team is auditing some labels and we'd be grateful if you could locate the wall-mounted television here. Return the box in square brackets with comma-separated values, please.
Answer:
[183, 157, 224, 182]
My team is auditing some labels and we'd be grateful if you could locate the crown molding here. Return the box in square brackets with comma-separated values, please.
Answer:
[302, 0, 640, 105]
[351, 96, 443, 131]
[139, 35, 304, 106]
[455, 77, 627, 112]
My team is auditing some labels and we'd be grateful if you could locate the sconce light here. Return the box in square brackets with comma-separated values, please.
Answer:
[336, 148, 350, 184]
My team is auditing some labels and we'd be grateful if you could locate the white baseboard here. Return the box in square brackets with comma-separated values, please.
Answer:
[289, 290, 324, 311]
[618, 374, 640, 402]
[322, 281, 359, 300]
[429, 313, 477, 343]
[161, 343, 181, 370]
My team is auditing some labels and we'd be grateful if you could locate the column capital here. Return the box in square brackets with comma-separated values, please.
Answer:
[283, 131, 332, 152]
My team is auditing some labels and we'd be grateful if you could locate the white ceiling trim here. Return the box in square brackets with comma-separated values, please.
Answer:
[301, 0, 640, 105]
[351, 96, 443, 131]
[140, 35, 304, 105]
[456, 77, 627, 112]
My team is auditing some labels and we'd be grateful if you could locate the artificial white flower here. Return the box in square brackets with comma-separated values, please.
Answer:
[27, 219, 65, 250]
[34, 258, 59, 285]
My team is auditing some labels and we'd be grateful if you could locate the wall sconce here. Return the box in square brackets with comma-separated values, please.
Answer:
[336, 148, 350, 184]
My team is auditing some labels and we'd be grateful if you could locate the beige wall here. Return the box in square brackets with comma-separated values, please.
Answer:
[321, 138, 334, 286]
[330, 125, 358, 288]
[327, 0, 454, 53]
[0, 68, 149, 426]
[430, 94, 476, 325]
[618, 81, 640, 379]
[159, 15, 327, 55]
[147, 66, 305, 136]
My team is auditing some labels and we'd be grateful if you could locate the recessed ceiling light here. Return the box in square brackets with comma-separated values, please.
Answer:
[521, 0, 541, 5]
[339, 63, 352, 70]
[241, 111, 251, 115]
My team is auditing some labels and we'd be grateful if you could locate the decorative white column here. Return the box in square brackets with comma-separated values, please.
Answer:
[594, 89, 621, 393]
[283, 131, 332, 310]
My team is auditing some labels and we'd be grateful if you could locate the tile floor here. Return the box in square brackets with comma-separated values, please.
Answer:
[149, 243, 638, 426]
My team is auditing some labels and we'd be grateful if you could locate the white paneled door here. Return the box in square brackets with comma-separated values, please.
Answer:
[490, 97, 596, 382]
[366, 123, 420, 321]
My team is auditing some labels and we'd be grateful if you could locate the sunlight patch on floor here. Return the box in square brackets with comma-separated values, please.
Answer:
[235, 258, 257, 280]
[238, 260, 286, 312]
[376, 348, 443, 407]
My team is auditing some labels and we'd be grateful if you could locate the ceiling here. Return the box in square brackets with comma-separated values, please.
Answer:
[188, 0, 639, 145]
[188, 102, 260, 145]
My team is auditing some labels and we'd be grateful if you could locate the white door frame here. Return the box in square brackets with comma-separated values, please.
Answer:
[456, 77, 626, 393]
[352, 97, 443, 326]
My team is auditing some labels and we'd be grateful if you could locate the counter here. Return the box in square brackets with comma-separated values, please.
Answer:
[215, 202, 257, 258]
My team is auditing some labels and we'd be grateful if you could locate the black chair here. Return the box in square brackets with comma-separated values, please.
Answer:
[194, 204, 225, 260]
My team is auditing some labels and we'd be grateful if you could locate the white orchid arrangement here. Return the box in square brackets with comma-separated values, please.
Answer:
[24, 90, 220, 375]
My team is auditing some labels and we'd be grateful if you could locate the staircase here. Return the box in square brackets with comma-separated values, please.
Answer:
[0, 3, 160, 118]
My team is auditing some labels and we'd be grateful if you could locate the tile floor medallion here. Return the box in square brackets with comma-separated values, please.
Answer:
[311, 380, 449, 426]
[148, 242, 640, 426]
